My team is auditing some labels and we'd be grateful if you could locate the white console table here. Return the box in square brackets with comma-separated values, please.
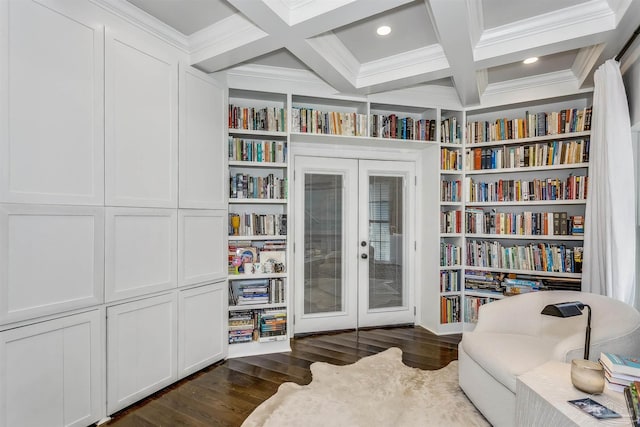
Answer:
[516, 361, 631, 426]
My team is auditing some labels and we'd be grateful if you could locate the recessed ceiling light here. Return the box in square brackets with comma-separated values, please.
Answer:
[377, 25, 391, 36]
[523, 57, 538, 65]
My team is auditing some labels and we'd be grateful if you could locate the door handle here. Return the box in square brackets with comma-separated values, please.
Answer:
[361, 241, 367, 247]
[361, 253, 368, 259]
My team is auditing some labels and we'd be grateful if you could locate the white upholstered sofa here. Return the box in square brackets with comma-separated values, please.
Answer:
[458, 290, 640, 427]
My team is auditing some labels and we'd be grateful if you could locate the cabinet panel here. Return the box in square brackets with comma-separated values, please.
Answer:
[0, 205, 104, 324]
[178, 209, 226, 287]
[0, 309, 103, 427]
[179, 66, 226, 209]
[105, 32, 178, 208]
[105, 208, 177, 302]
[0, 0, 104, 205]
[178, 282, 226, 378]
[107, 293, 177, 414]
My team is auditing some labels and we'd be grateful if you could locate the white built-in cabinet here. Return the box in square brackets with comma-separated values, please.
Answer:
[179, 66, 227, 210]
[178, 281, 227, 378]
[0, 0, 104, 206]
[0, 309, 103, 427]
[105, 207, 178, 302]
[178, 209, 227, 287]
[107, 293, 177, 414]
[105, 32, 178, 208]
[0, 204, 104, 324]
[0, 0, 228, 423]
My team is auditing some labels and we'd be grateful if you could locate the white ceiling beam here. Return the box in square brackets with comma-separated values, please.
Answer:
[428, 0, 480, 106]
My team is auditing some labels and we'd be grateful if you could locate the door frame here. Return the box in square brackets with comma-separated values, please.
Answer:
[289, 141, 425, 335]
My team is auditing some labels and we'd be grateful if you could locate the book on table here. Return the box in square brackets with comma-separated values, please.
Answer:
[601, 352, 640, 377]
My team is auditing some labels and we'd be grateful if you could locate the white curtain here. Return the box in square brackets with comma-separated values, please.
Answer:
[583, 59, 636, 304]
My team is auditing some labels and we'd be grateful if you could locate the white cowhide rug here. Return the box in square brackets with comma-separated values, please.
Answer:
[242, 347, 489, 427]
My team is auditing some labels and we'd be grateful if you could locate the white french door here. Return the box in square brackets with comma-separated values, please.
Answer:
[293, 156, 415, 334]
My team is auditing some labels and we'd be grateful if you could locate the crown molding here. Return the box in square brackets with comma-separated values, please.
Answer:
[573, 44, 605, 86]
[189, 14, 269, 65]
[367, 85, 462, 109]
[480, 70, 593, 107]
[607, 0, 633, 24]
[475, 0, 615, 61]
[225, 64, 337, 96]
[305, 32, 360, 86]
[357, 45, 449, 88]
[89, 0, 189, 52]
[262, 0, 355, 26]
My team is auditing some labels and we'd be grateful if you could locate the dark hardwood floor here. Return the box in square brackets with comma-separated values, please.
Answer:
[105, 326, 462, 427]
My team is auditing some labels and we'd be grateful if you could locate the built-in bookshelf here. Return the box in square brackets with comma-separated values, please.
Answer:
[227, 89, 290, 358]
[437, 109, 465, 330]
[457, 96, 592, 331]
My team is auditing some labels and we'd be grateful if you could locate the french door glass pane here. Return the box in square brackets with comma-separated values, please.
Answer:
[304, 174, 343, 314]
[369, 175, 403, 309]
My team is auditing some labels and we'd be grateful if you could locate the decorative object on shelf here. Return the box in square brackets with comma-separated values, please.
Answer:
[231, 214, 241, 236]
[541, 301, 604, 394]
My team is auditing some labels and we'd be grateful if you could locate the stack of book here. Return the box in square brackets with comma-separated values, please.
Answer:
[600, 352, 640, 393]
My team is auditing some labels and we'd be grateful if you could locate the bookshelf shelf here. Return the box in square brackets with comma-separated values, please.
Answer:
[228, 161, 287, 168]
[466, 233, 583, 241]
[463, 266, 582, 279]
[465, 200, 586, 207]
[228, 235, 286, 241]
[465, 163, 589, 175]
[440, 233, 462, 238]
[228, 273, 287, 281]
[229, 198, 287, 205]
[228, 129, 287, 138]
[464, 290, 506, 299]
[440, 265, 463, 270]
[466, 130, 590, 148]
[229, 303, 286, 311]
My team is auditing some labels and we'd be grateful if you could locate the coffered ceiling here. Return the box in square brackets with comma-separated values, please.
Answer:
[111, 0, 639, 107]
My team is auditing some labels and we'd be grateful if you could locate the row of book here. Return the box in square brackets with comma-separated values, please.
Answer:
[440, 242, 461, 267]
[229, 278, 286, 306]
[441, 117, 462, 144]
[465, 209, 584, 236]
[440, 270, 460, 292]
[228, 105, 286, 132]
[464, 175, 588, 203]
[290, 108, 367, 136]
[466, 139, 590, 171]
[228, 137, 287, 163]
[441, 295, 460, 324]
[229, 173, 287, 200]
[228, 241, 286, 275]
[465, 107, 592, 143]
[228, 308, 287, 344]
[464, 295, 499, 323]
[441, 179, 462, 202]
[441, 210, 462, 234]
[441, 148, 462, 171]
[229, 213, 287, 237]
[370, 115, 437, 141]
[466, 240, 583, 273]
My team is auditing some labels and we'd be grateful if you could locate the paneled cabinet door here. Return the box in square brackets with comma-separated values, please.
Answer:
[178, 209, 226, 287]
[107, 293, 177, 414]
[0, 309, 103, 427]
[0, 0, 104, 205]
[105, 207, 177, 303]
[179, 65, 226, 209]
[105, 31, 178, 208]
[178, 281, 227, 378]
[0, 204, 104, 325]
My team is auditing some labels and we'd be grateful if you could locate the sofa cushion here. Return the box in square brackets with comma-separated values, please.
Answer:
[461, 332, 558, 392]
